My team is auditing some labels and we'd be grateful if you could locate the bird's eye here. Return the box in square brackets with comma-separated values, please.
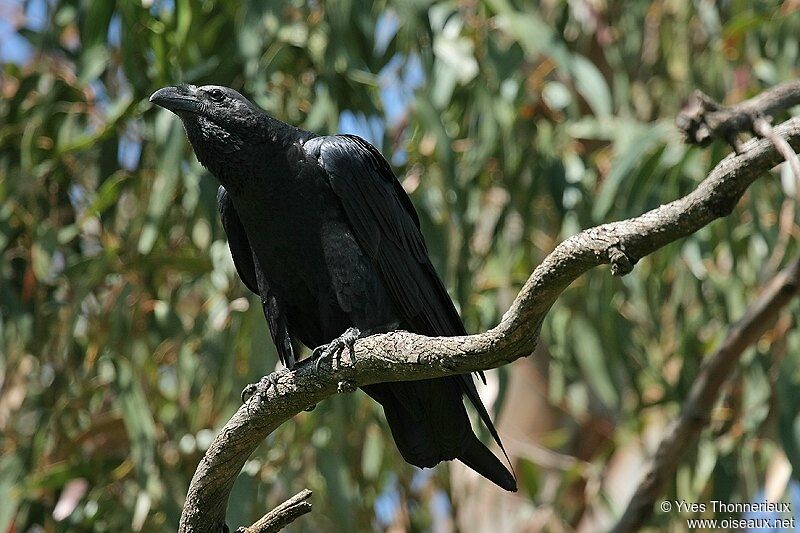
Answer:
[208, 89, 225, 102]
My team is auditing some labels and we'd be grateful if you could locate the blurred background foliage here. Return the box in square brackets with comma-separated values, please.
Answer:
[1, 0, 800, 530]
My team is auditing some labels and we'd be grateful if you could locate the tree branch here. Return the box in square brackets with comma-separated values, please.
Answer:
[611, 256, 800, 533]
[179, 99, 800, 531]
[235, 490, 313, 533]
[752, 115, 800, 182]
[676, 80, 800, 147]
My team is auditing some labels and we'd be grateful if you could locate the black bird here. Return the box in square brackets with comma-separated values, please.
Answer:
[150, 84, 516, 491]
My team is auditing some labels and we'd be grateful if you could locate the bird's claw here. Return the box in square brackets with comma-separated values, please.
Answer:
[241, 372, 280, 403]
[311, 327, 361, 373]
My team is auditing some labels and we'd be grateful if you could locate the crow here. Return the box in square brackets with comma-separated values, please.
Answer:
[150, 84, 516, 491]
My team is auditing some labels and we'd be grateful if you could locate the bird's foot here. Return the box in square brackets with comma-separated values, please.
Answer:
[311, 327, 361, 373]
[241, 372, 280, 403]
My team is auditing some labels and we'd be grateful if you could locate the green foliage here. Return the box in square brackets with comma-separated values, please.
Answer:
[1, 0, 799, 530]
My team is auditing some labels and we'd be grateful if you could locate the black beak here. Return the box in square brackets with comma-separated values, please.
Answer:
[149, 86, 202, 114]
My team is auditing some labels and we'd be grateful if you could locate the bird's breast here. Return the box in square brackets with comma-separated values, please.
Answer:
[227, 167, 337, 281]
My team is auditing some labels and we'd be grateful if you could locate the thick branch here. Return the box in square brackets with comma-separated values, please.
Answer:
[611, 256, 800, 533]
[179, 125, 800, 531]
[676, 80, 800, 147]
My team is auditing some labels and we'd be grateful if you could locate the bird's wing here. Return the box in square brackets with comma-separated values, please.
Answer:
[217, 186, 259, 294]
[304, 135, 464, 336]
[217, 186, 296, 368]
[303, 134, 506, 453]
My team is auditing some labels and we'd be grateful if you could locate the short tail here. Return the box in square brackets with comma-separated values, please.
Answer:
[458, 434, 518, 492]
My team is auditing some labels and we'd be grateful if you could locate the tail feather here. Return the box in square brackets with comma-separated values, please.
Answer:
[364, 378, 517, 492]
[458, 434, 518, 492]
[458, 375, 517, 487]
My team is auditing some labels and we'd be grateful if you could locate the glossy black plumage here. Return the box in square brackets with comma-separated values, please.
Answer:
[151, 84, 516, 491]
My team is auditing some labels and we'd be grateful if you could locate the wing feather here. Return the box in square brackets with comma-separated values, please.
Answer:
[306, 135, 465, 336]
[217, 186, 296, 368]
[217, 186, 259, 294]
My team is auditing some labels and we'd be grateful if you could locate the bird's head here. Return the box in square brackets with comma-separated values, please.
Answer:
[149, 84, 269, 174]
